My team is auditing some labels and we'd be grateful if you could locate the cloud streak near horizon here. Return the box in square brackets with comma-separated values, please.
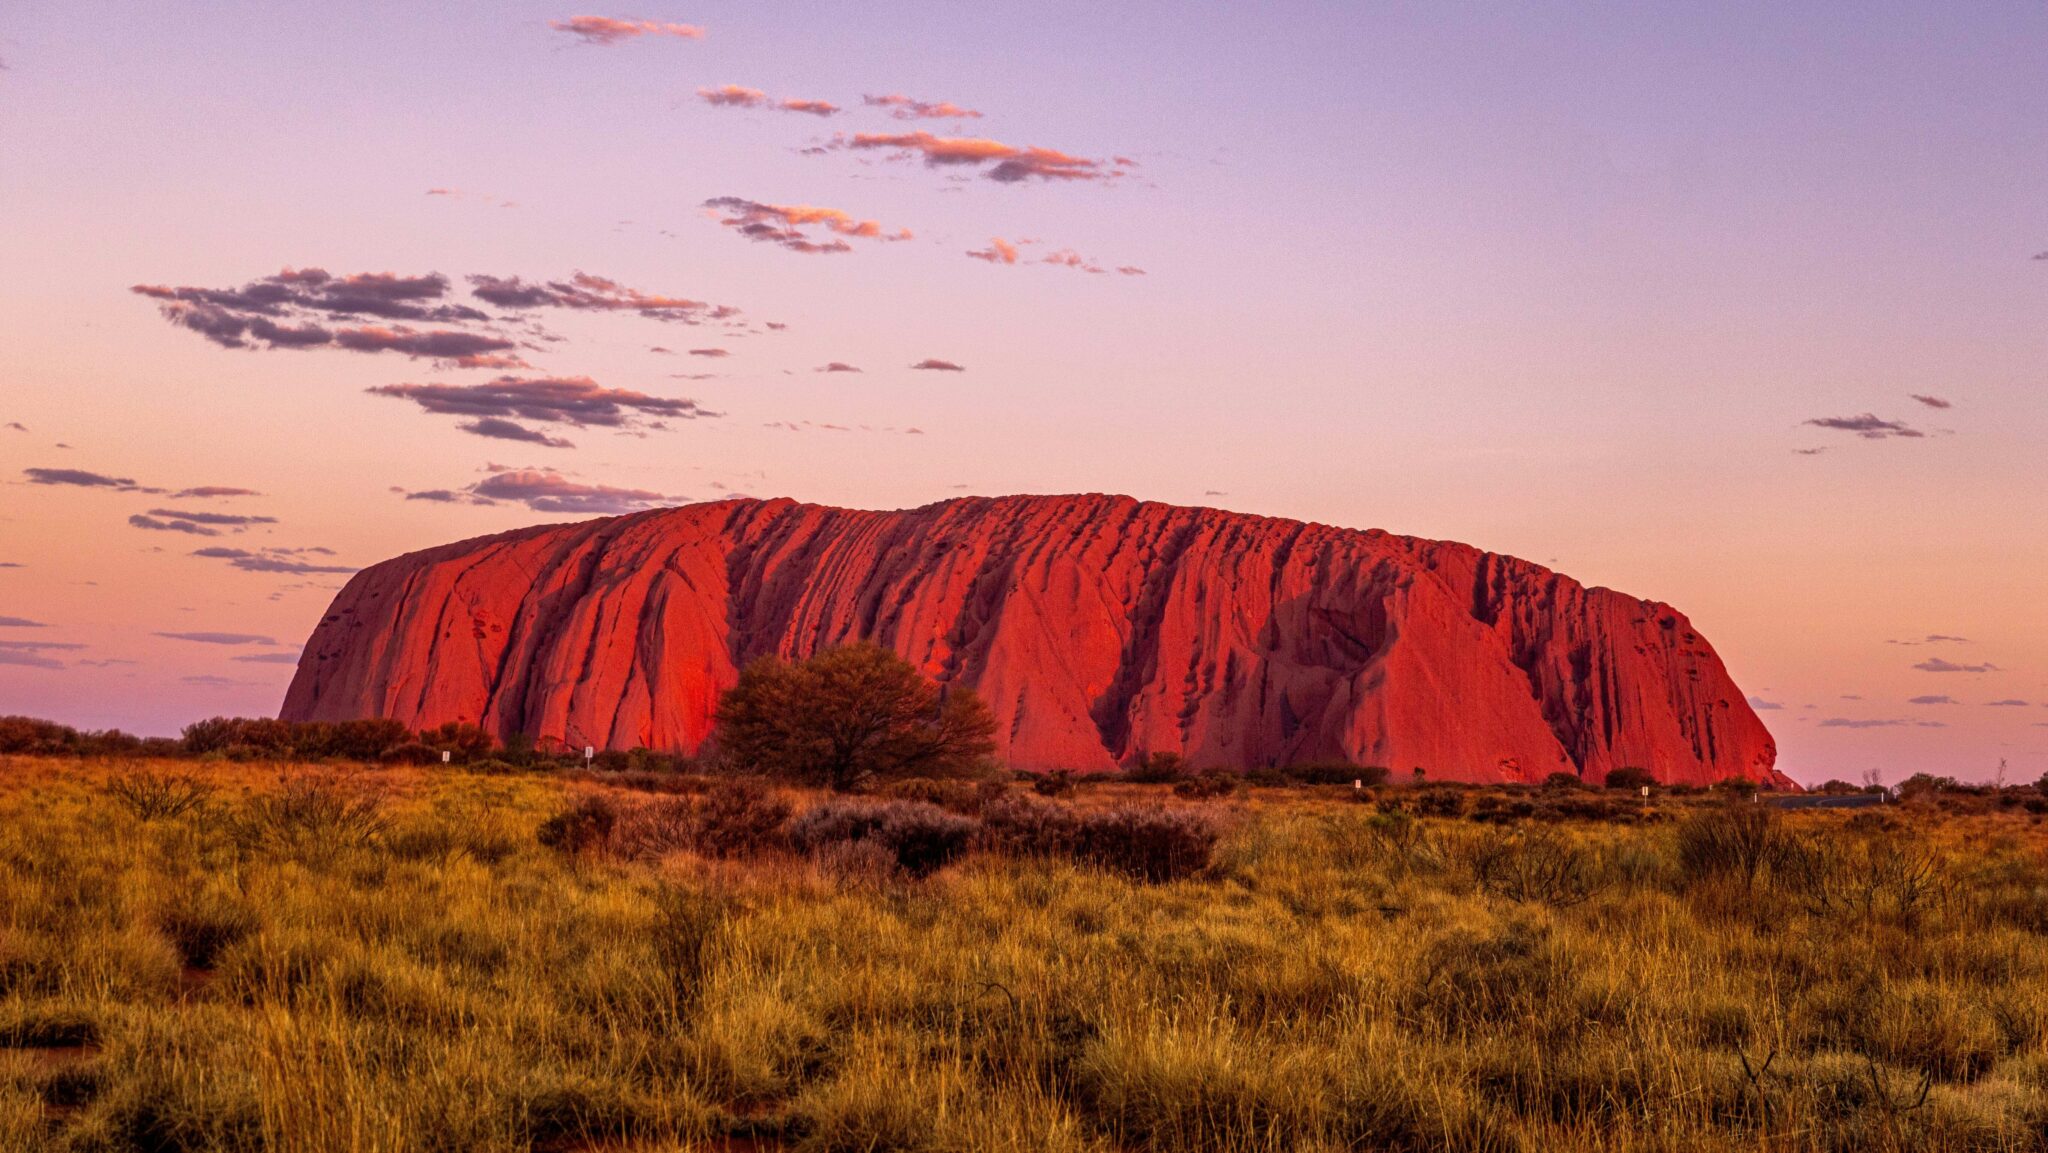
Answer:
[548, 16, 703, 45]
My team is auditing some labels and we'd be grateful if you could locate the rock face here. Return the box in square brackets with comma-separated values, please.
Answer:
[281, 495, 1783, 786]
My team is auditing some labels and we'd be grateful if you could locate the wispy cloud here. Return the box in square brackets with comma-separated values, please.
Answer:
[0, 617, 46, 628]
[467, 271, 737, 325]
[1913, 657, 1999, 673]
[231, 651, 304, 665]
[171, 485, 262, 499]
[966, 236, 1143, 275]
[1987, 699, 2031, 707]
[1803, 413, 1924, 440]
[548, 16, 704, 45]
[911, 358, 965, 372]
[154, 630, 278, 646]
[461, 466, 683, 514]
[368, 376, 714, 444]
[458, 417, 576, 448]
[129, 514, 220, 536]
[1907, 694, 1956, 705]
[816, 362, 862, 373]
[697, 85, 839, 116]
[190, 547, 356, 575]
[1818, 717, 1948, 729]
[862, 94, 983, 121]
[1910, 394, 1952, 409]
[701, 197, 912, 254]
[1746, 696, 1783, 710]
[24, 467, 163, 493]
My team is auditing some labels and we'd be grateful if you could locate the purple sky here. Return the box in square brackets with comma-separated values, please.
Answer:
[2, 2, 2045, 782]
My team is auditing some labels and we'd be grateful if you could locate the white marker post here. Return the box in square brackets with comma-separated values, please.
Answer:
[441, 750, 451, 765]
[584, 745, 595, 766]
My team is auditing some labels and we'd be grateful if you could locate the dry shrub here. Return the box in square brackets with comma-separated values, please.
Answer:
[1032, 769, 1077, 797]
[977, 792, 1082, 857]
[1415, 786, 1468, 818]
[1463, 825, 1609, 907]
[154, 890, 260, 969]
[536, 793, 619, 856]
[610, 796, 697, 860]
[1172, 770, 1239, 800]
[241, 771, 390, 854]
[690, 779, 792, 858]
[105, 770, 213, 821]
[789, 799, 977, 878]
[1677, 803, 1789, 892]
[1074, 805, 1220, 882]
[1407, 916, 1572, 1031]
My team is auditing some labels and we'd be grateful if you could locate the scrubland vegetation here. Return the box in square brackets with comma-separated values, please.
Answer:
[1, 751, 2046, 1152]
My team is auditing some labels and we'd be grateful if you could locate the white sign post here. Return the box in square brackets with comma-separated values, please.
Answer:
[441, 750, 451, 764]
[584, 746, 595, 765]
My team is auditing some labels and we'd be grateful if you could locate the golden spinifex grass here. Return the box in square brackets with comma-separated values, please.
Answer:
[0, 759, 2045, 1152]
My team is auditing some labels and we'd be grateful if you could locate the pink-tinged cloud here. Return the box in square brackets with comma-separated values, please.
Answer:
[467, 271, 732, 325]
[911, 358, 965, 372]
[697, 86, 839, 116]
[332, 325, 519, 360]
[548, 16, 704, 45]
[699, 84, 767, 108]
[1910, 394, 1952, 409]
[688, 348, 729, 358]
[816, 362, 862, 373]
[862, 94, 983, 121]
[464, 466, 681, 514]
[1116, 266, 1147, 276]
[171, 485, 261, 499]
[702, 197, 912, 254]
[840, 131, 1114, 182]
[967, 237, 1020, 264]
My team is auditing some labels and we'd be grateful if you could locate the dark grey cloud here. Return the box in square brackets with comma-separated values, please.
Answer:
[144, 508, 276, 528]
[154, 630, 277, 646]
[460, 466, 683, 515]
[131, 269, 524, 361]
[1914, 657, 1999, 673]
[1909, 394, 1952, 409]
[0, 649, 63, 670]
[190, 547, 357, 575]
[1746, 696, 1784, 710]
[1818, 718, 1948, 729]
[24, 467, 161, 492]
[1987, 699, 2030, 707]
[466, 272, 738, 325]
[1803, 413, 1924, 440]
[0, 617, 46, 628]
[231, 651, 304, 665]
[367, 376, 716, 441]
[458, 418, 575, 448]
[1907, 695, 1956, 705]
[171, 486, 262, 499]
[129, 514, 219, 536]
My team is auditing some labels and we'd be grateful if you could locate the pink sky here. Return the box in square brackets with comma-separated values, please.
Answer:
[2, 2, 2044, 783]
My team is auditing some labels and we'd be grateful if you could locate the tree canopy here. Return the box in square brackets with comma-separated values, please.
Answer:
[712, 643, 999, 790]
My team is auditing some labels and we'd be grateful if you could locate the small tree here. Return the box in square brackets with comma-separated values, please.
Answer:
[1604, 766, 1656, 791]
[713, 643, 998, 791]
